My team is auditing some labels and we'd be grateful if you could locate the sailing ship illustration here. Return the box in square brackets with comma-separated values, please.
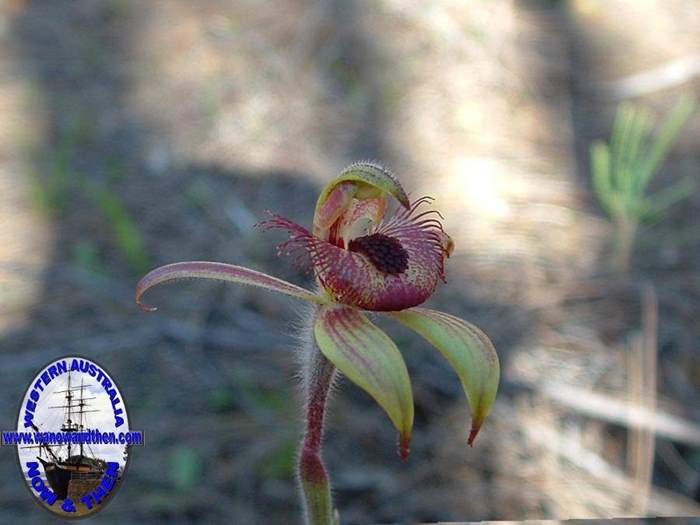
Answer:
[24, 372, 110, 500]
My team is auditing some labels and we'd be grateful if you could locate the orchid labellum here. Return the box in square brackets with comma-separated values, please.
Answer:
[135, 162, 500, 525]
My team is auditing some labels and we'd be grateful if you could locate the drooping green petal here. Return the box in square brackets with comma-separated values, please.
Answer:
[314, 304, 414, 459]
[388, 308, 499, 445]
[135, 261, 326, 311]
[314, 162, 410, 225]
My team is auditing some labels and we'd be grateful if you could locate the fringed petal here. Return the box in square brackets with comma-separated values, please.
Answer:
[262, 197, 450, 311]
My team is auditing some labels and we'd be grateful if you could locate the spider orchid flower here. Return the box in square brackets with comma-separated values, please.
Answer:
[135, 162, 499, 525]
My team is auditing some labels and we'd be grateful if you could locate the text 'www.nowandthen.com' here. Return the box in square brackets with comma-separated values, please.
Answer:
[2, 430, 144, 446]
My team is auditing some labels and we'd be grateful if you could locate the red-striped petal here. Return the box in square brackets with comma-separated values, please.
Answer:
[135, 261, 326, 311]
[314, 304, 414, 458]
[388, 307, 499, 446]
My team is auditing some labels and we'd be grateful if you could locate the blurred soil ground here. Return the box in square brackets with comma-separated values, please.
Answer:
[0, 1, 699, 523]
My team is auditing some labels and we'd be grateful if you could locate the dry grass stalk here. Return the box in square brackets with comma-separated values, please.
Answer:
[626, 284, 657, 514]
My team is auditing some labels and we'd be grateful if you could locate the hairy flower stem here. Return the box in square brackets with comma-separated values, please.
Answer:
[299, 317, 337, 525]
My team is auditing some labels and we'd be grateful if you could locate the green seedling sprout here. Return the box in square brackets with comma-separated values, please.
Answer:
[591, 94, 696, 271]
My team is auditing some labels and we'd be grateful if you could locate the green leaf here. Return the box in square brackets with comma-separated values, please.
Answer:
[637, 93, 696, 193]
[207, 386, 236, 413]
[256, 438, 297, 480]
[642, 176, 696, 219]
[135, 261, 327, 311]
[314, 305, 414, 458]
[72, 240, 103, 274]
[623, 107, 652, 187]
[610, 103, 634, 193]
[170, 446, 202, 491]
[95, 188, 150, 274]
[590, 141, 615, 216]
[389, 308, 499, 445]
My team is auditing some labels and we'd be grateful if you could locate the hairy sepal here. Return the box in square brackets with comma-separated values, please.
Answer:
[314, 304, 414, 459]
[389, 308, 499, 445]
[135, 261, 326, 311]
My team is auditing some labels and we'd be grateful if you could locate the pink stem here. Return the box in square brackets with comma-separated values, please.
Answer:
[298, 337, 336, 525]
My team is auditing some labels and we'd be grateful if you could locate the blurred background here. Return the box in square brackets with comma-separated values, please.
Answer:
[1, 0, 699, 523]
